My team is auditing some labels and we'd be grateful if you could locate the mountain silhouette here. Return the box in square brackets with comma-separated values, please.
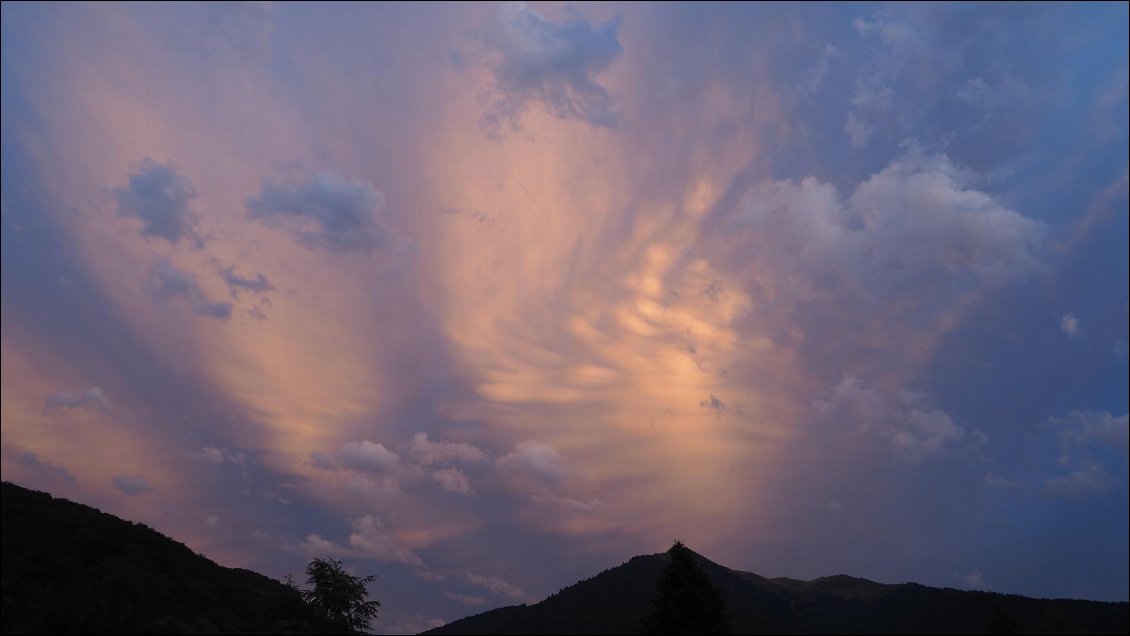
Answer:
[0, 481, 337, 634]
[426, 547, 1128, 635]
[3, 480, 1126, 635]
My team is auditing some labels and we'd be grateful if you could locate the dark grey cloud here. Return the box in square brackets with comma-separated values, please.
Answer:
[247, 170, 400, 253]
[44, 386, 112, 416]
[218, 264, 275, 297]
[479, 2, 621, 136]
[20, 451, 78, 486]
[114, 158, 203, 246]
[149, 257, 232, 319]
[111, 474, 151, 496]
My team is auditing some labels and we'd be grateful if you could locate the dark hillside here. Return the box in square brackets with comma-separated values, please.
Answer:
[428, 548, 1129, 635]
[0, 481, 335, 635]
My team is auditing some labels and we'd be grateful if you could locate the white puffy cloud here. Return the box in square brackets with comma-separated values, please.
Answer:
[348, 514, 424, 566]
[247, 170, 401, 254]
[111, 474, 151, 496]
[718, 152, 1044, 310]
[496, 440, 566, 485]
[887, 408, 971, 463]
[432, 467, 474, 496]
[44, 386, 112, 416]
[1045, 462, 1116, 497]
[479, 2, 621, 136]
[1047, 411, 1129, 456]
[298, 515, 423, 567]
[407, 432, 487, 466]
[339, 440, 400, 473]
[149, 257, 232, 319]
[816, 374, 985, 462]
[114, 158, 203, 246]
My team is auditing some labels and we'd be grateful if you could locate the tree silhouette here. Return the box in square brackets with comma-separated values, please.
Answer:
[642, 540, 730, 635]
[297, 557, 380, 634]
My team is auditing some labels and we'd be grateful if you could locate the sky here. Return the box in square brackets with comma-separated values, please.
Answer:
[1, 1, 1127, 632]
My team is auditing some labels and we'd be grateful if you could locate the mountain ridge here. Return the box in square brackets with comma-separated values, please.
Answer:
[0, 480, 336, 634]
[426, 548, 1128, 635]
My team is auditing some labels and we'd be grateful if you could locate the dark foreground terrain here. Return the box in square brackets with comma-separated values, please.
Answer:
[427, 547, 1129, 635]
[0, 481, 336, 634]
[3, 480, 1126, 635]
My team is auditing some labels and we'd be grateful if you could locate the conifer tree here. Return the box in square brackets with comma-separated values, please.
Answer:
[642, 540, 731, 635]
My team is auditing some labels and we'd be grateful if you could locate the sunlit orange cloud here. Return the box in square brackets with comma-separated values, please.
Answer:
[17, 4, 404, 485]
[7, 1, 1044, 575]
[413, 33, 807, 554]
[0, 322, 197, 530]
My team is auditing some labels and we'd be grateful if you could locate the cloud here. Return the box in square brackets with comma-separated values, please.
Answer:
[479, 2, 622, 136]
[1040, 412, 1126, 497]
[699, 394, 726, 417]
[298, 533, 340, 557]
[19, 451, 78, 486]
[432, 467, 474, 496]
[1061, 313, 1081, 338]
[983, 473, 1022, 490]
[43, 386, 112, 416]
[113, 158, 203, 246]
[496, 440, 566, 485]
[218, 265, 275, 297]
[407, 432, 487, 466]
[464, 570, 524, 600]
[298, 515, 423, 567]
[816, 375, 984, 462]
[111, 474, 152, 496]
[343, 474, 403, 504]
[247, 170, 401, 253]
[1047, 411, 1129, 457]
[308, 451, 337, 470]
[720, 151, 1045, 304]
[887, 408, 974, 463]
[185, 446, 247, 466]
[348, 514, 424, 566]
[959, 569, 991, 591]
[149, 257, 232, 319]
[528, 493, 604, 513]
[1045, 462, 1116, 497]
[444, 592, 487, 606]
[339, 440, 400, 473]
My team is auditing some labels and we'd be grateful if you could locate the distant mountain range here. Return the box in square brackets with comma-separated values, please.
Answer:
[427, 547, 1128, 635]
[0, 481, 336, 634]
[2, 480, 1126, 635]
